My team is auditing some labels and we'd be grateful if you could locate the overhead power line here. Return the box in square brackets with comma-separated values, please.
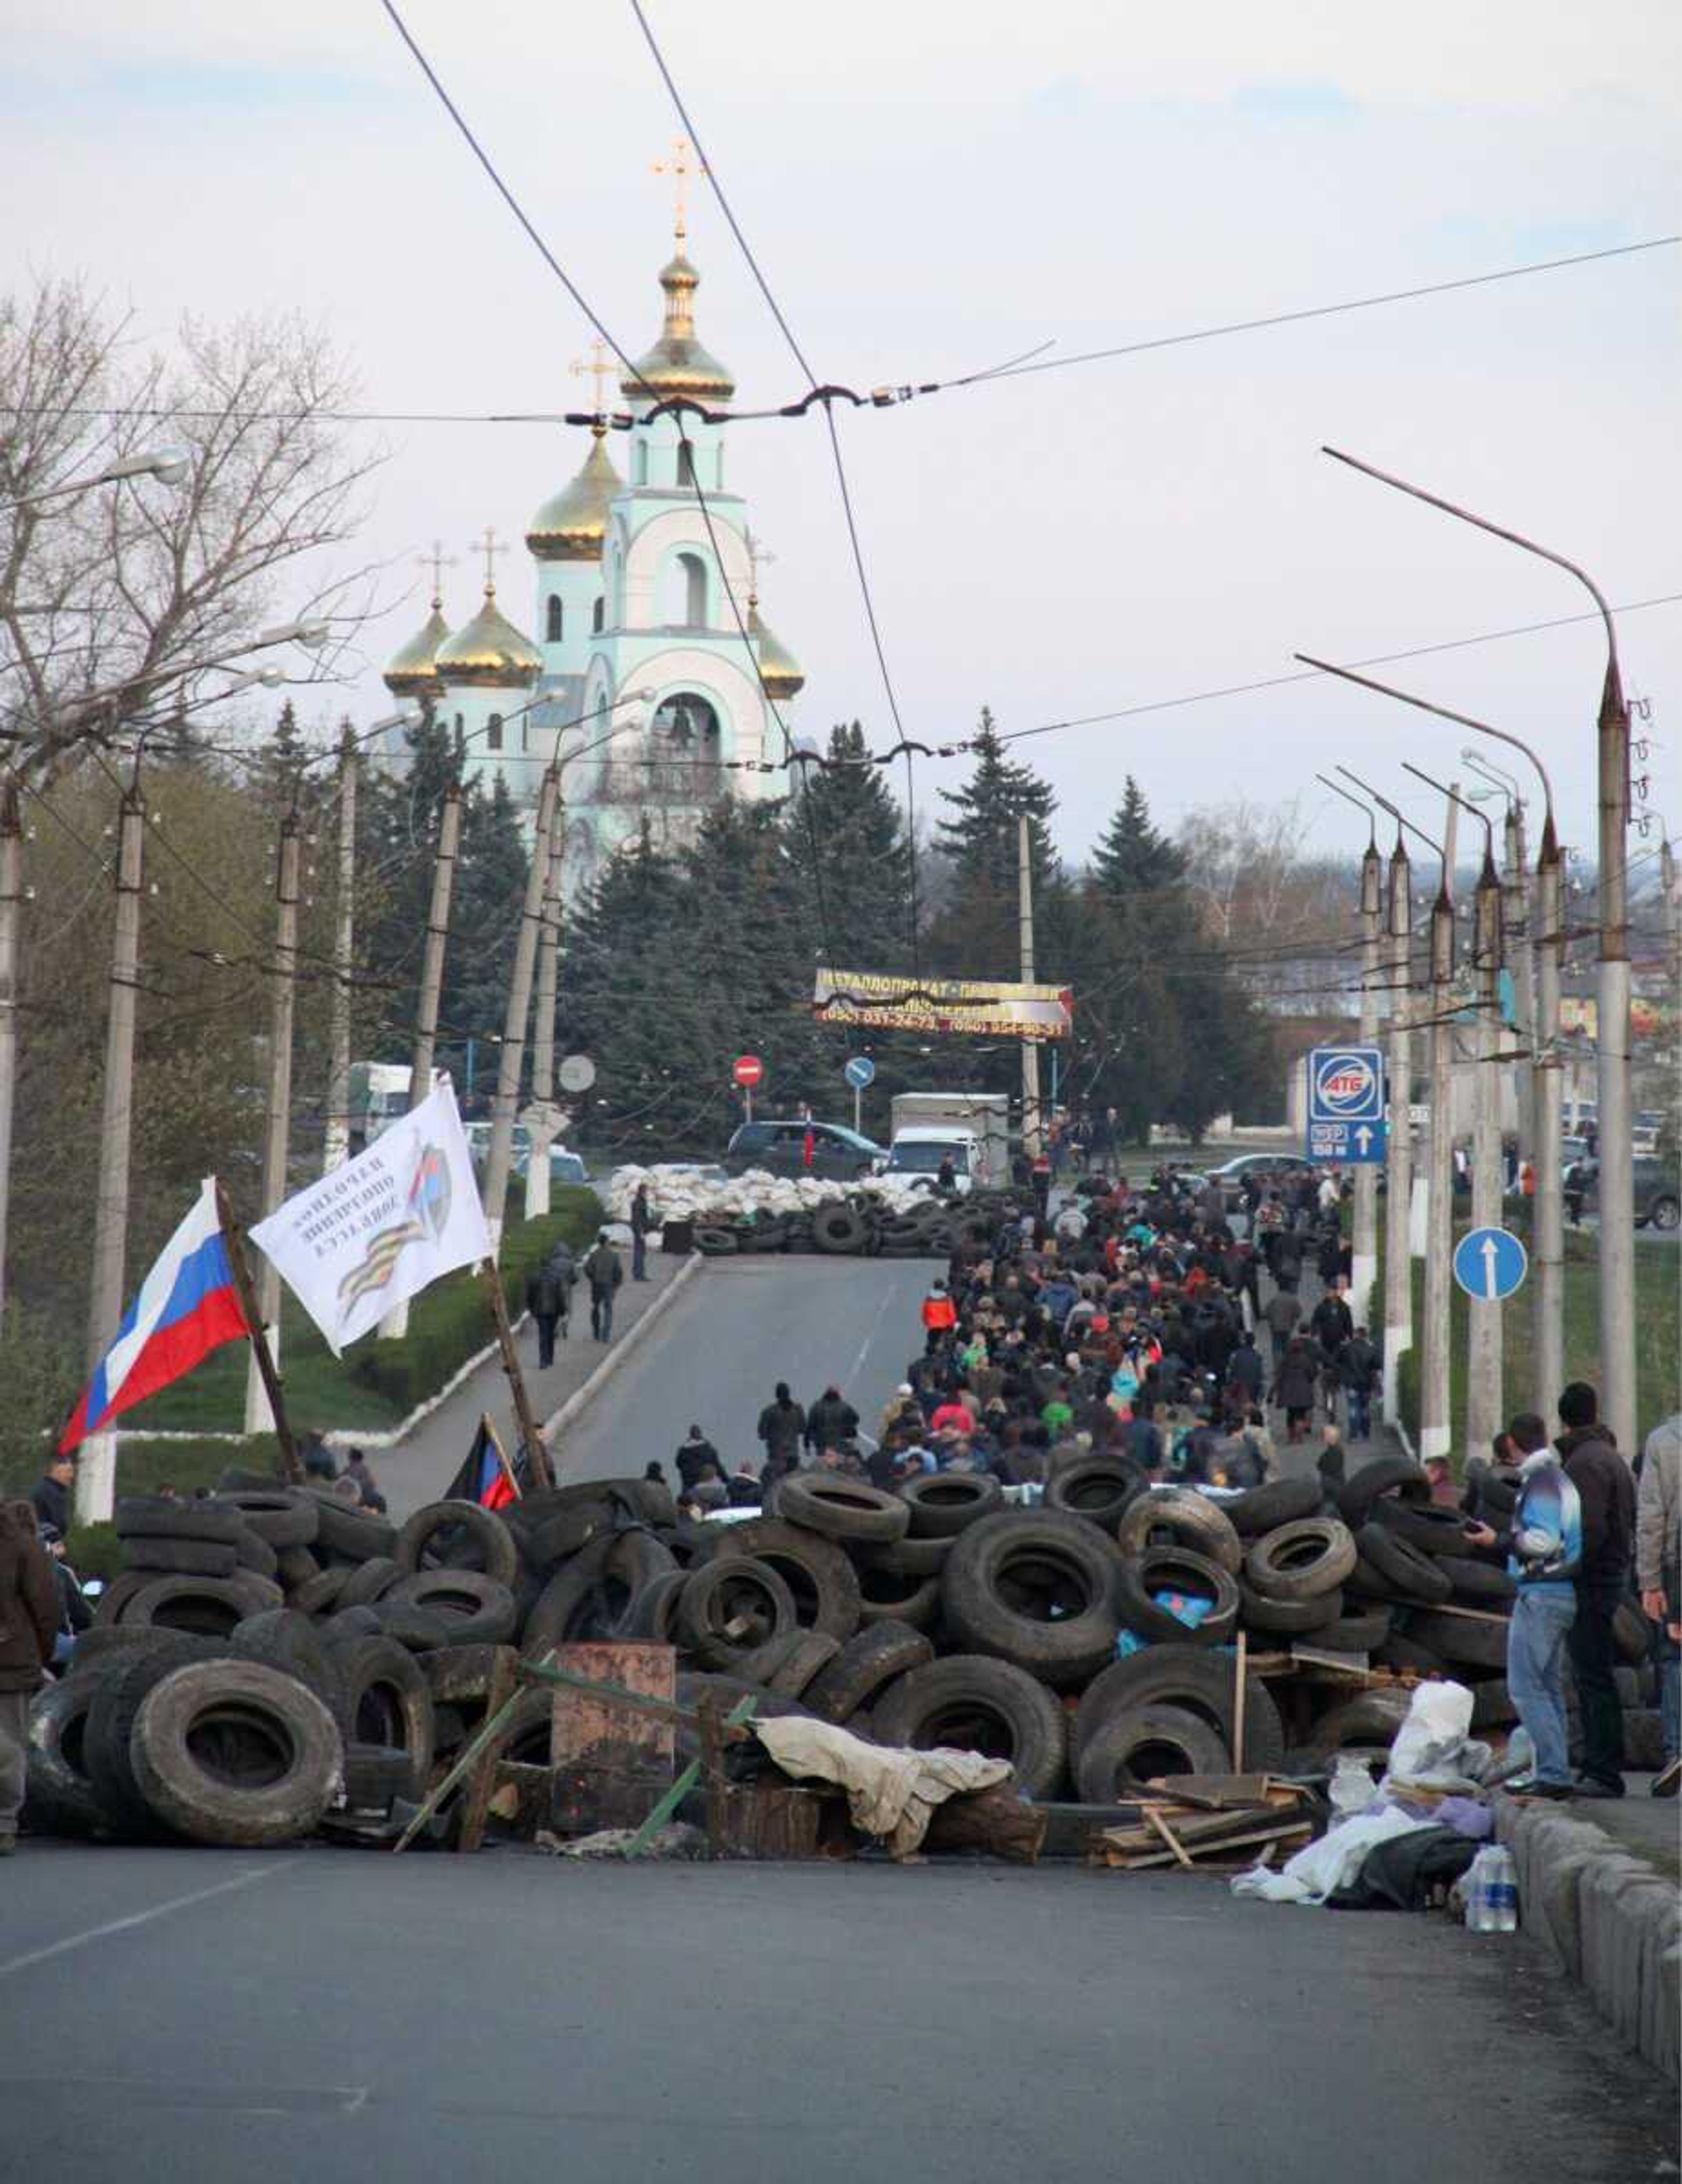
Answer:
[4, 237, 1671, 430]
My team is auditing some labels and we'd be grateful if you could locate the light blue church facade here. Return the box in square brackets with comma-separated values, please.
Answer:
[384, 233, 803, 903]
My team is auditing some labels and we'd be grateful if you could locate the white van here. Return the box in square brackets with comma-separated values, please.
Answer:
[884, 1128, 978, 1195]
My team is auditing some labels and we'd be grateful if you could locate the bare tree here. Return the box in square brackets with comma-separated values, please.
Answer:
[1177, 797, 1359, 1016]
[0, 277, 382, 783]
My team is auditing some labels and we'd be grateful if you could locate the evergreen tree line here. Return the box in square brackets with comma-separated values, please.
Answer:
[536, 711, 1284, 1158]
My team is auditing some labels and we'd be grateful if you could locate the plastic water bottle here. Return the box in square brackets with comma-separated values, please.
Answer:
[1466, 1845, 1519, 1933]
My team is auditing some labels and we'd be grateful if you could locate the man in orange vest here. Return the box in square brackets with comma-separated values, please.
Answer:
[921, 1279, 958, 1354]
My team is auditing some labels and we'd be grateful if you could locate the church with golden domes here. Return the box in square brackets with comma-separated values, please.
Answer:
[383, 194, 804, 904]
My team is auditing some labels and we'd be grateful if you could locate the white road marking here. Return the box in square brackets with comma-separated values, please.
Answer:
[0, 1858, 297, 1979]
[846, 1272, 905, 1392]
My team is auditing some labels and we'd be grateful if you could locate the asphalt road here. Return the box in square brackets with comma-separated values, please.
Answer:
[0, 1844, 1671, 2183]
[555, 1255, 939, 1483]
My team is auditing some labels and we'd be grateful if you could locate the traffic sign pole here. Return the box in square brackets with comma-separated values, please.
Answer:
[1466, 857, 1505, 1454]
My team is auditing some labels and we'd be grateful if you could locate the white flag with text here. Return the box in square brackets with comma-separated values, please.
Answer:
[251, 1081, 491, 1355]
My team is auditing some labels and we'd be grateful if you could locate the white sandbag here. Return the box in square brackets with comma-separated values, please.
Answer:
[1229, 1806, 1435, 1906]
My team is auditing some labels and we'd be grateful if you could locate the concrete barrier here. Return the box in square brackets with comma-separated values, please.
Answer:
[1497, 1794, 1681, 2080]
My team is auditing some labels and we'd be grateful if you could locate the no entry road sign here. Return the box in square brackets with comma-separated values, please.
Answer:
[732, 1054, 764, 1089]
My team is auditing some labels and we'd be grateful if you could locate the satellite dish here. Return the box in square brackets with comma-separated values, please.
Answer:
[558, 1053, 597, 1093]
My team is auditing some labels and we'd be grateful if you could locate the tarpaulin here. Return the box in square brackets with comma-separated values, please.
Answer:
[753, 1716, 1012, 1856]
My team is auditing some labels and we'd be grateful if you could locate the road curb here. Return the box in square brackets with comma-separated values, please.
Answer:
[1495, 1793, 1680, 2080]
[541, 1253, 702, 1454]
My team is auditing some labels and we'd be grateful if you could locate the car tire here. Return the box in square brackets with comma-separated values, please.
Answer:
[1116, 1547, 1240, 1646]
[383, 1570, 519, 1647]
[119, 1536, 241, 1578]
[1237, 1581, 1344, 1635]
[1074, 1703, 1230, 1804]
[871, 1655, 1068, 1800]
[776, 1475, 910, 1546]
[1402, 1609, 1510, 1672]
[1073, 1643, 1286, 1771]
[1045, 1454, 1148, 1532]
[325, 1635, 436, 1796]
[120, 1574, 281, 1639]
[338, 1556, 402, 1610]
[676, 1557, 799, 1670]
[1244, 1518, 1358, 1603]
[211, 1490, 320, 1549]
[941, 1511, 1124, 1689]
[115, 1496, 244, 1546]
[130, 1661, 342, 1847]
[1116, 1487, 1243, 1576]
[1337, 1455, 1430, 1528]
[394, 1501, 519, 1589]
[1224, 1474, 1325, 1539]
[85, 1632, 230, 1838]
[802, 1621, 934, 1722]
[26, 1674, 117, 1838]
[1355, 1521, 1454, 1605]
[688, 1518, 861, 1644]
[896, 1474, 1003, 1538]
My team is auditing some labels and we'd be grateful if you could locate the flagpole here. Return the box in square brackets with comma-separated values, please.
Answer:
[481, 1260, 554, 1492]
[216, 1179, 304, 1485]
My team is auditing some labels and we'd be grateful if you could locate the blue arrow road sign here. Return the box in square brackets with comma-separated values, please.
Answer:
[1308, 1119, 1388, 1164]
[844, 1055, 876, 1090]
[1452, 1225, 1528, 1302]
[1308, 1044, 1385, 1126]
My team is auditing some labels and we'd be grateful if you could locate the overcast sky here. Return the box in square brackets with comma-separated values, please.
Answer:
[5, 1, 1678, 866]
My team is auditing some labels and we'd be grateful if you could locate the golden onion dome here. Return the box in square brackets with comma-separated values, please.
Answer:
[433, 586, 541, 688]
[750, 599, 804, 700]
[526, 428, 622, 561]
[383, 598, 451, 696]
[619, 251, 736, 406]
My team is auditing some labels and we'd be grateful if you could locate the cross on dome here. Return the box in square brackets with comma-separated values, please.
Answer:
[652, 136, 707, 245]
[418, 539, 457, 608]
[569, 339, 617, 430]
[471, 525, 508, 594]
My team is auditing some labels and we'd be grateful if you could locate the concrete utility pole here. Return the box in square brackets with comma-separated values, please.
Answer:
[79, 784, 147, 1524]
[321, 723, 358, 1172]
[1501, 791, 1534, 1160]
[1018, 813, 1042, 1157]
[1351, 838, 1383, 1329]
[523, 818, 565, 1222]
[1594, 662, 1637, 1459]
[0, 774, 20, 1315]
[1318, 446, 1636, 1457]
[381, 783, 461, 1342]
[244, 816, 301, 1436]
[483, 768, 558, 1250]
[1382, 836, 1415, 1428]
[1532, 818, 1565, 1425]
[1420, 795, 1459, 1465]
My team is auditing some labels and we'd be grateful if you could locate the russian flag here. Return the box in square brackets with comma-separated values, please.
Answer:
[60, 1180, 248, 1450]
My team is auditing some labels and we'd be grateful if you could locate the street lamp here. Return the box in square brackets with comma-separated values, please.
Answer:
[1, 445, 192, 512]
[1322, 444, 1637, 1455]
[1303, 658, 1567, 1420]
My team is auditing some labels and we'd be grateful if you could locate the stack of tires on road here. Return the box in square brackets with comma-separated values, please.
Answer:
[693, 1189, 1010, 1263]
[26, 1450, 1661, 1849]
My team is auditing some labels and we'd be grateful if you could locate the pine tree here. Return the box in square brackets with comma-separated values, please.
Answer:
[929, 706, 1059, 983]
[788, 723, 916, 972]
[438, 774, 530, 1098]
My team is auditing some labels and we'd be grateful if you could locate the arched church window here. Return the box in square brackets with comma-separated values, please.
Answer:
[546, 596, 563, 642]
[634, 442, 648, 486]
[486, 713, 503, 752]
[653, 691, 721, 750]
[677, 440, 696, 488]
[592, 596, 604, 634]
[681, 552, 707, 628]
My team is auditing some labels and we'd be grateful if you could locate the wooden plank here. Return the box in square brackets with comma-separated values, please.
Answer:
[1144, 1807, 1195, 1869]
[1148, 1773, 1273, 1810]
[392, 1682, 526, 1853]
[517, 1654, 753, 1738]
[1101, 1819, 1313, 1871]
[1291, 1644, 1372, 1673]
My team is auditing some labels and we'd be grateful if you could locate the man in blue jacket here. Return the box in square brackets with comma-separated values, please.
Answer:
[1467, 1412, 1581, 1798]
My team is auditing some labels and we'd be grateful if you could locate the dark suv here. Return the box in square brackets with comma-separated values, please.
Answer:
[724, 1119, 885, 1181]
[1564, 1154, 1680, 1231]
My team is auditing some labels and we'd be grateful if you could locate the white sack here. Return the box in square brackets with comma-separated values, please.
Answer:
[753, 1715, 1012, 1858]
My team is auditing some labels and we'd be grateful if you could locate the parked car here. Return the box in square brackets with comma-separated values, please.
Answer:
[463, 1122, 590, 1187]
[1203, 1152, 1322, 1205]
[724, 1118, 885, 1181]
[1563, 1154, 1680, 1231]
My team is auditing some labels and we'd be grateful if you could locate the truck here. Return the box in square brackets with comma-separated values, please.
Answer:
[885, 1092, 1011, 1192]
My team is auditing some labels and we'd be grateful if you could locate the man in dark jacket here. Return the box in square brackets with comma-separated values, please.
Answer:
[675, 1425, 723, 1495]
[28, 1453, 75, 1538]
[757, 1383, 806, 1472]
[1226, 1330, 1265, 1404]
[1336, 1328, 1381, 1443]
[0, 1503, 60, 1850]
[583, 1232, 623, 1341]
[1309, 1285, 1354, 1356]
[526, 1246, 574, 1368]
[629, 1185, 655, 1282]
[1555, 1382, 1637, 1797]
[805, 1385, 859, 1454]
